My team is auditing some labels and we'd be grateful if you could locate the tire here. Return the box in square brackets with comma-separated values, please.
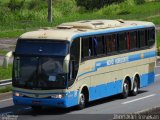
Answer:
[31, 106, 42, 111]
[122, 80, 130, 98]
[77, 92, 86, 110]
[131, 79, 139, 96]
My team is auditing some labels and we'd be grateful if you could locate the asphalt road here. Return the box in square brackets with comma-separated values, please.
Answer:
[0, 66, 160, 120]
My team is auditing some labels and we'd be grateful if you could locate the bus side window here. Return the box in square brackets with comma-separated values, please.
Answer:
[82, 37, 93, 60]
[106, 34, 117, 54]
[70, 39, 80, 79]
[139, 30, 147, 48]
[148, 28, 155, 47]
[130, 31, 137, 50]
[145, 29, 148, 46]
[93, 37, 98, 56]
[96, 36, 105, 56]
[118, 32, 127, 51]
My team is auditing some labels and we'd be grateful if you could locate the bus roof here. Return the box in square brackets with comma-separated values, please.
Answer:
[19, 20, 155, 41]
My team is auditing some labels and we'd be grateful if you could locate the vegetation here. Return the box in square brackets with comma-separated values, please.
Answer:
[157, 32, 160, 47]
[0, 50, 8, 56]
[0, 64, 12, 80]
[0, 86, 12, 93]
[0, 0, 160, 38]
[75, 0, 125, 10]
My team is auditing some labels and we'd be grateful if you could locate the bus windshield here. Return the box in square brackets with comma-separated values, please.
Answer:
[13, 40, 69, 90]
[15, 40, 68, 56]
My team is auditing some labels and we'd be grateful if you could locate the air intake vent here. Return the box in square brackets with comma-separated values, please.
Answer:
[57, 25, 73, 29]
[92, 22, 104, 25]
[57, 20, 121, 30]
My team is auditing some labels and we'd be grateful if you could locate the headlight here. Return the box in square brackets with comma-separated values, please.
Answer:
[51, 94, 65, 99]
[13, 92, 23, 97]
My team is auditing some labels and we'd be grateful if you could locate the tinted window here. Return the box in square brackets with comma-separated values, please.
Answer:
[130, 31, 137, 50]
[82, 37, 93, 59]
[106, 34, 117, 53]
[96, 36, 105, 55]
[139, 30, 147, 48]
[118, 33, 127, 51]
[13, 56, 66, 90]
[148, 28, 155, 46]
[16, 40, 68, 56]
[82, 38, 89, 58]
[69, 39, 80, 85]
[70, 39, 80, 62]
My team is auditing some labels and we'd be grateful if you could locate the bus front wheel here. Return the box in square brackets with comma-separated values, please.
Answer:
[77, 93, 86, 110]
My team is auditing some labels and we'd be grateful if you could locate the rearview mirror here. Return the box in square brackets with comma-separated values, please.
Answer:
[63, 54, 70, 73]
[3, 51, 13, 69]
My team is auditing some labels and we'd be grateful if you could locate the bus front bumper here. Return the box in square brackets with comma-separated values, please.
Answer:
[13, 92, 79, 108]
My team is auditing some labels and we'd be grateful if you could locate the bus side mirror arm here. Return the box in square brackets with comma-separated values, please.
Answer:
[63, 54, 70, 73]
[3, 51, 13, 69]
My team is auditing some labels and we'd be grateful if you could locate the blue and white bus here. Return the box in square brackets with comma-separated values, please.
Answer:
[4, 19, 156, 110]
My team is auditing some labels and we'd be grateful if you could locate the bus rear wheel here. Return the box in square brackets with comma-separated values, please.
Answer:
[77, 92, 86, 110]
[131, 79, 139, 96]
[122, 80, 130, 98]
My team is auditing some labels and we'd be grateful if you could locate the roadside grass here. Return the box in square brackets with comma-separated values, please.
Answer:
[0, 30, 27, 39]
[0, 64, 12, 80]
[0, 85, 12, 94]
[0, 50, 8, 56]
[157, 31, 160, 47]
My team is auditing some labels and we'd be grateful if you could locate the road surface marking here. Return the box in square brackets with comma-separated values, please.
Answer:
[122, 94, 156, 105]
[0, 98, 12, 103]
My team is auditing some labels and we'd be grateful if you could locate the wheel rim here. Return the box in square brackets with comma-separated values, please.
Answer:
[133, 81, 138, 93]
[124, 82, 129, 94]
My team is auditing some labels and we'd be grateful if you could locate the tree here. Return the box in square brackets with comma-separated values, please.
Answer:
[8, 0, 25, 12]
[76, 0, 125, 10]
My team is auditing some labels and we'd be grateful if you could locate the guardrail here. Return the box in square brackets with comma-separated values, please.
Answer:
[0, 79, 12, 87]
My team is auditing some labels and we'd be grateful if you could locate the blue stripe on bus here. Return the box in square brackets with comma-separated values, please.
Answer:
[13, 72, 155, 108]
[144, 51, 156, 58]
[89, 80, 123, 101]
[140, 72, 155, 88]
[78, 51, 156, 77]
[71, 25, 153, 40]
[89, 71, 155, 101]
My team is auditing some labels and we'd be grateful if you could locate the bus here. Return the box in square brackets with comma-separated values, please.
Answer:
[3, 19, 156, 110]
